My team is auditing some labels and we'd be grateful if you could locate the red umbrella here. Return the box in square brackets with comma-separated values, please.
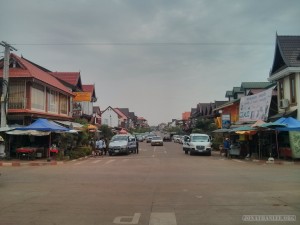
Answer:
[119, 129, 128, 134]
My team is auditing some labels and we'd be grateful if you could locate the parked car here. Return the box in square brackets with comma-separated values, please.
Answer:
[175, 135, 184, 143]
[136, 134, 144, 142]
[151, 136, 164, 146]
[146, 134, 156, 143]
[182, 133, 212, 156]
[108, 134, 137, 156]
[173, 135, 181, 143]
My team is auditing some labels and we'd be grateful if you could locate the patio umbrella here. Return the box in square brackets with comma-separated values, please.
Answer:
[119, 129, 128, 134]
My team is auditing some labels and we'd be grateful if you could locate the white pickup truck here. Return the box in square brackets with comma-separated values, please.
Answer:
[182, 133, 212, 156]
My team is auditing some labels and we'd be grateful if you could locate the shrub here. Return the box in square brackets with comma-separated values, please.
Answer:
[68, 146, 92, 159]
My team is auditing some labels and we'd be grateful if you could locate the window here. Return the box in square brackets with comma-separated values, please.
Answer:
[31, 83, 45, 110]
[47, 90, 58, 113]
[278, 79, 284, 100]
[289, 74, 296, 104]
[59, 94, 68, 115]
[8, 81, 26, 109]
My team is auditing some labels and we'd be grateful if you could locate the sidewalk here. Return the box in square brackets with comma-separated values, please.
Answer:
[212, 151, 300, 165]
[0, 158, 65, 167]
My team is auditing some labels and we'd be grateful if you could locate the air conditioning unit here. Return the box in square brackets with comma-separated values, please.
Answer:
[279, 99, 289, 109]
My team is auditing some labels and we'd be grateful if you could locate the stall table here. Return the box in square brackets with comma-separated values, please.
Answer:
[49, 148, 59, 158]
[16, 147, 38, 160]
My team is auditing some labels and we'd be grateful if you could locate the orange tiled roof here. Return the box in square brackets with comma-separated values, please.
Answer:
[1, 54, 73, 95]
[49, 72, 82, 87]
[182, 112, 191, 120]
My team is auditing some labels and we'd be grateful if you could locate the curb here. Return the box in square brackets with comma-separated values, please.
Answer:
[0, 161, 65, 167]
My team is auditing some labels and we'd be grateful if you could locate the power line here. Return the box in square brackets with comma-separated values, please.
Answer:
[11, 42, 273, 46]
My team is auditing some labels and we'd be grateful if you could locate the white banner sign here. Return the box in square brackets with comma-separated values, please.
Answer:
[239, 88, 273, 122]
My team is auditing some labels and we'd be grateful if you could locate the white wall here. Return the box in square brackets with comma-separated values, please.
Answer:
[279, 72, 300, 120]
[101, 107, 119, 127]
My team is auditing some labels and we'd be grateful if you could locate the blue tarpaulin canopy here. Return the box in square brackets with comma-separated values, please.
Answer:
[15, 118, 69, 132]
[274, 117, 300, 131]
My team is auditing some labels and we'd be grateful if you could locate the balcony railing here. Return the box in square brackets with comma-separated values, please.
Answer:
[8, 97, 27, 109]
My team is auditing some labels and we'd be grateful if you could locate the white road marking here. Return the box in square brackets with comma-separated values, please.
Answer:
[92, 159, 102, 164]
[149, 212, 177, 225]
[113, 213, 141, 224]
[104, 159, 115, 165]
[232, 159, 245, 163]
[74, 161, 85, 165]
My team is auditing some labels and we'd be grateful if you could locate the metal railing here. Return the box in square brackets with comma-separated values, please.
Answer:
[8, 97, 27, 109]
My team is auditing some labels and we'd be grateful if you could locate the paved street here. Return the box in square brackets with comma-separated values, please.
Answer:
[1, 141, 299, 225]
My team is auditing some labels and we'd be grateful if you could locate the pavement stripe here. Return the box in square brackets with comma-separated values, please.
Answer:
[92, 160, 102, 164]
[74, 161, 85, 165]
[104, 159, 115, 165]
[232, 159, 245, 163]
[149, 212, 177, 225]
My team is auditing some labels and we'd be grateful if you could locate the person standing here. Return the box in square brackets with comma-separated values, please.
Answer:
[98, 138, 104, 156]
[135, 137, 139, 154]
[223, 137, 231, 158]
[102, 138, 107, 155]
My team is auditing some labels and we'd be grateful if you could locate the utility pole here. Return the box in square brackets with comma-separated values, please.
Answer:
[0, 41, 17, 127]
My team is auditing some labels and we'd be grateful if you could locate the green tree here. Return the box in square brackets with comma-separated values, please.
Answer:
[194, 118, 217, 134]
[99, 124, 114, 140]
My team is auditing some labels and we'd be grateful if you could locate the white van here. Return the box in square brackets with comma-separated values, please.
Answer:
[182, 133, 212, 156]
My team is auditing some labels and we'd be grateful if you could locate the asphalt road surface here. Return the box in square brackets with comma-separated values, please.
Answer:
[1, 141, 299, 225]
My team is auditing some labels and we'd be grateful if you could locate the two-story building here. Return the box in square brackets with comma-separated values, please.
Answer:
[0, 54, 74, 125]
[268, 35, 300, 119]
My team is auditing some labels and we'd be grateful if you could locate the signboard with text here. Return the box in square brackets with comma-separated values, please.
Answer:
[222, 114, 231, 129]
[73, 92, 92, 102]
[239, 88, 273, 122]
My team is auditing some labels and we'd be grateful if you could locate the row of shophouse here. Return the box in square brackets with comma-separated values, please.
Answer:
[172, 34, 300, 159]
[176, 35, 300, 133]
[0, 52, 148, 130]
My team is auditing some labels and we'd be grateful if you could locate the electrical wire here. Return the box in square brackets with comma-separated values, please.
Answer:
[10, 42, 273, 46]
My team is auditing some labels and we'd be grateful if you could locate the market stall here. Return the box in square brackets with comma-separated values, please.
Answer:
[6, 118, 69, 159]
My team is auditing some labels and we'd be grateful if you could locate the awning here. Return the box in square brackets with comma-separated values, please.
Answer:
[55, 120, 83, 129]
[6, 130, 51, 136]
[212, 128, 231, 133]
[236, 130, 257, 135]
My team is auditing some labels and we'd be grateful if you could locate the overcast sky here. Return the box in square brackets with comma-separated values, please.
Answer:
[1, 0, 300, 125]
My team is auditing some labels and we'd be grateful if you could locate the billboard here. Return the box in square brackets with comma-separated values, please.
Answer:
[73, 92, 92, 102]
[239, 88, 273, 122]
[222, 114, 231, 129]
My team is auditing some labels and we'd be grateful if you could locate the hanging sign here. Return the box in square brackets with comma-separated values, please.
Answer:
[73, 92, 92, 102]
[239, 88, 273, 122]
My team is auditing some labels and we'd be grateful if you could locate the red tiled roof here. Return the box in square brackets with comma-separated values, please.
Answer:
[114, 108, 128, 120]
[82, 84, 94, 92]
[49, 72, 81, 86]
[0, 54, 73, 95]
[82, 84, 96, 98]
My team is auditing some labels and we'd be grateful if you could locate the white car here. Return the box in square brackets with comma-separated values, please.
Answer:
[151, 136, 164, 146]
[108, 134, 137, 156]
